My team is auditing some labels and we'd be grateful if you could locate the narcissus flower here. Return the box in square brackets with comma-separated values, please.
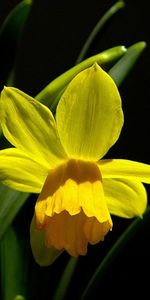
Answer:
[0, 64, 150, 266]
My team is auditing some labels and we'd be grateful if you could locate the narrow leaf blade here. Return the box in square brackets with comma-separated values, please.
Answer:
[0, 226, 27, 300]
[36, 46, 126, 106]
[76, 1, 125, 64]
[109, 41, 146, 85]
[52, 257, 78, 300]
[0, 184, 29, 239]
[0, 0, 32, 89]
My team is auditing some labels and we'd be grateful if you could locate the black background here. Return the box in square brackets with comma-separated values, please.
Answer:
[0, 0, 150, 299]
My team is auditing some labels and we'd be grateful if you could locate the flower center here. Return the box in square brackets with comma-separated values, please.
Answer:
[35, 159, 112, 256]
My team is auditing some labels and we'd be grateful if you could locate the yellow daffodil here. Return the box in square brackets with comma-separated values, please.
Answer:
[0, 63, 150, 265]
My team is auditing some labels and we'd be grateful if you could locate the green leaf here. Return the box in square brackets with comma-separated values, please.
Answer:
[76, 1, 125, 64]
[0, 184, 29, 239]
[52, 257, 78, 300]
[0, 0, 32, 40]
[0, 0, 32, 252]
[0, 0, 32, 89]
[13, 296, 26, 300]
[36, 42, 146, 111]
[36, 46, 126, 107]
[108, 41, 146, 85]
[0, 226, 27, 300]
[81, 204, 150, 300]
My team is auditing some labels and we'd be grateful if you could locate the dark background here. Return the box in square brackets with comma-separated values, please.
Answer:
[0, 0, 150, 299]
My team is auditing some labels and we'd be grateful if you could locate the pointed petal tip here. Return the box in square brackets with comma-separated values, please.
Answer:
[2, 86, 13, 96]
[1, 85, 7, 94]
[3, 85, 9, 90]
[91, 62, 103, 73]
[89, 62, 105, 78]
[1, 86, 16, 104]
[92, 62, 100, 69]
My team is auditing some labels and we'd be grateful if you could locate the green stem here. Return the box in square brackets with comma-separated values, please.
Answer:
[36, 46, 126, 106]
[109, 41, 146, 85]
[52, 257, 78, 300]
[0, 226, 26, 300]
[75, 1, 125, 64]
[81, 204, 150, 300]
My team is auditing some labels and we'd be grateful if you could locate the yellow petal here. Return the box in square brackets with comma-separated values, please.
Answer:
[99, 159, 150, 183]
[83, 217, 111, 245]
[44, 211, 88, 256]
[0, 87, 67, 168]
[35, 159, 112, 256]
[35, 159, 111, 226]
[40, 211, 111, 257]
[0, 148, 47, 192]
[103, 178, 147, 218]
[30, 215, 62, 266]
[56, 64, 124, 160]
